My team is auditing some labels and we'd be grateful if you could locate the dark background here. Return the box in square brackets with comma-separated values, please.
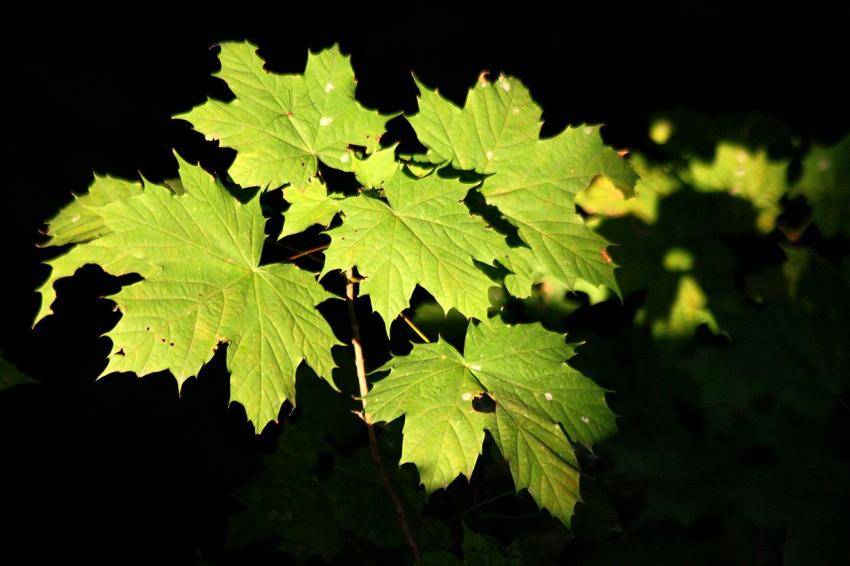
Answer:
[4, 3, 849, 338]
[2, 3, 848, 564]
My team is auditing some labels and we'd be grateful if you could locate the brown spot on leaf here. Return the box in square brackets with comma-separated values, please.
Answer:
[600, 248, 613, 264]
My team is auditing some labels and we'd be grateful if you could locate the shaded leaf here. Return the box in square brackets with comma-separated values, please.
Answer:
[0, 354, 36, 392]
[687, 143, 788, 232]
[792, 133, 850, 238]
[225, 427, 342, 560]
[324, 434, 426, 548]
[463, 525, 517, 566]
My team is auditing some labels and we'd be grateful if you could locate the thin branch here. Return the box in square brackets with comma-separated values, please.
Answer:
[478, 512, 543, 521]
[288, 243, 330, 261]
[449, 489, 516, 523]
[344, 534, 375, 566]
[345, 269, 421, 563]
[346, 270, 370, 400]
[401, 312, 432, 343]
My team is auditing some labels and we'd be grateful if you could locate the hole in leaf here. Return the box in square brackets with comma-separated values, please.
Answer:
[471, 392, 496, 413]
[464, 188, 524, 247]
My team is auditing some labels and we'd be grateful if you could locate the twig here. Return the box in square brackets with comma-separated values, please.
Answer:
[449, 489, 516, 523]
[401, 312, 432, 343]
[477, 512, 542, 521]
[288, 243, 330, 261]
[345, 269, 421, 562]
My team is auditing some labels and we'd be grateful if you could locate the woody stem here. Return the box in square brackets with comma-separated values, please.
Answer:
[345, 269, 421, 562]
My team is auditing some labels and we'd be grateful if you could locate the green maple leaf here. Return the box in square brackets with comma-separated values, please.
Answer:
[352, 143, 401, 188]
[278, 145, 404, 241]
[687, 143, 789, 232]
[324, 438, 426, 548]
[367, 339, 487, 492]
[36, 176, 149, 323]
[407, 75, 637, 297]
[365, 318, 615, 525]
[36, 156, 338, 429]
[792, 133, 850, 238]
[576, 154, 679, 224]
[323, 169, 509, 328]
[226, 426, 343, 560]
[42, 175, 144, 247]
[408, 74, 541, 174]
[462, 526, 517, 566]
[0, 353, 36, 392]
[684, 249, 850, 419]
[177, 41, 391, 189]
[280, 177, 340, 237]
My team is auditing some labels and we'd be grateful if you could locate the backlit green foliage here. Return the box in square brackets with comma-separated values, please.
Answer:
[22, 42, 850, 565]
[35, 42, 634, 527]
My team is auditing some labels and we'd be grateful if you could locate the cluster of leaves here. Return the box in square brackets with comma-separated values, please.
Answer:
[31, 40, 635, 542]
[7, 41, 848, 565]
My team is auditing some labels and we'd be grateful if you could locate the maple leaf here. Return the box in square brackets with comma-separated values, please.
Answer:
[0, 353, 36, 393]
[685, 249, 850, 419]
[792, 133, 850, 238]
[36, 156, 339, 429]
[177, 42, 391, 189]
[323, 169, 509, 329]
[408, 75, 541, 174]
[352, 143, 401, 188]
[365, 318, 616, 525]
[42, 175, 145, 247]
[687, 143, 789, 232]
[462, 526, 517, 566]
[280, 177, 341, 237]
[35, 176, 150, 324]
[576, 154, 679, 224]
[279, 144, 405, 240]
[225, 426, 344, 560]
[407, 75, 637, 297]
